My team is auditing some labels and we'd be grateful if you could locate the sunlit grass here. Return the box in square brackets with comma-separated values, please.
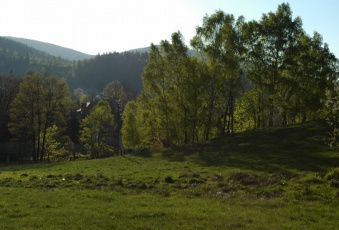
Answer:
[0, 121, 338, 229]
[0, 187, 337, 229]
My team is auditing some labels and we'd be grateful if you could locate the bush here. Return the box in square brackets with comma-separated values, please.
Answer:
[74, 152, 91, 160]
[164, 176, 174, 183]
[325, 168, 339, 181]
[300, 173, 324, 184]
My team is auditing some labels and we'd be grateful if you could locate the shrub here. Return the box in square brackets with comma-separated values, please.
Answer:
[114, 178, 124, 186]
[300, 173, 324, 184]
[164, 176, 174, 183]
[74, 173, 84, 180]
[46, 174, 56, 179]
[325, 168, 339, 188]
[325, 168, 339, 181]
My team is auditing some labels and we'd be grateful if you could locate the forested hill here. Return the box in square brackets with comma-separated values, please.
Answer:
[127, 46, 195, 56]
[68, 52, 148, 98]
[0, 36, 71, 77]
[5, 37, 94, 61]
[0, 36, 148, 97]
[127, 47, 152, 53]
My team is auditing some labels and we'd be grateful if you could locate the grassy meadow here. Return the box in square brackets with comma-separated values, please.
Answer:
[0, 121, 339, 229]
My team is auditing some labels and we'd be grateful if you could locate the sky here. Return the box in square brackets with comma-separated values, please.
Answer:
[1, 0, 338, 58]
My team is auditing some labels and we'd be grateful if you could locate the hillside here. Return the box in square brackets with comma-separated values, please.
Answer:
[164, 120, 336, 173]
[68, 52, 148, 96]
[6, 37, 94, 61]
[0, 121, 338, 229]
[0, 36, 71, 77]
[127, 46, 152, 53]
[0, 37, 146, 97]
[127, 45, 196, 56]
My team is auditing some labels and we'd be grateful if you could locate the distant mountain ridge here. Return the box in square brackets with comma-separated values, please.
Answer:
[5, 36, 94, 61]
[0, 36, 72, 76]
[126, 46, 195, 56]
[126, 47, 153, 53]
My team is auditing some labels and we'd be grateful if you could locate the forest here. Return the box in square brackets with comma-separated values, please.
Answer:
[0, 3, 338, 163]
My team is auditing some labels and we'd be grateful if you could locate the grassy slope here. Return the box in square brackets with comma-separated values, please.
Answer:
[0, 121, 338, 229]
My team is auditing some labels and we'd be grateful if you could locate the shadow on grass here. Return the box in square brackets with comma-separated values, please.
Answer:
[162, 120, 339, 174]
[0, 161, 64, 172]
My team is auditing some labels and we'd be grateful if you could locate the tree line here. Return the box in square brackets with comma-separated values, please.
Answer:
[0, 71, 127, 163]
[0, 37, 148, 100]
[67, 52, 147, 99]
[0, 3, 338, 163]
[121, 3, 338, 150]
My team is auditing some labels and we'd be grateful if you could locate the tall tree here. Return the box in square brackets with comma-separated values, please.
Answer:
[79, 100, 115, 158]
[121, 101, 140, 149]
[142, 43, 172, 146]
[191, 11, 245, 137]
[103, 80, 127, 103]
[102, 80, 127, 154]
[121, 4, 338, 150]
[9, 72, 71, 162]
[279, 31, 337, 123]
[0, 74, 21, 141]
[243, 3, 303, 127]
[141, 32, 203, 146]
[73, 87, 85, 106]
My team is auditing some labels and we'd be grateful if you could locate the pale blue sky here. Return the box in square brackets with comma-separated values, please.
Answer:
[1, 0, 338, 58]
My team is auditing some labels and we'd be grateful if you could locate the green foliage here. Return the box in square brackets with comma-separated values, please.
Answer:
[233, 89, 257, 131]
[37, 127, 75, 162]
[0, 37, 71, 77]
[140, 35, 195, 146]
[121, 101, 140, 149]
[9, 72, 72, 162]
[68, 52, 148, 98]
[122, 3, 338, 149]
[242, 3, 337, 127]
[80, 100, 115, 158]
[0, 73, 21, 141]
[124, 32, 216, 148]
[40, 125, 60, 162]
[191, 11, 244, 138]
[0, 74, 21, 117]
[324, 81, 339, 148]
[102, 80, 127, 103]
[73, 87, 86, 106]
[1, 37, 147, 103]
[325, 168, 339, 181]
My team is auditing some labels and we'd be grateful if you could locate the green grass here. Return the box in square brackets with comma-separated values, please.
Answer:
[0, 187, 337, 230]
[0, 121, 339, 229]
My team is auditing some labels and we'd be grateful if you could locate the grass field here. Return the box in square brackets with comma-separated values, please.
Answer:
[0, 121, 339, 229]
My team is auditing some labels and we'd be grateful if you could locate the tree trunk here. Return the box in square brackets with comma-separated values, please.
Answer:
[205, 75, 216, 141]
[257, 93, 261, 128]
[222, 96, 231, 135]
[302, 112, 307, 123]
[269, 99, 274, 127]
